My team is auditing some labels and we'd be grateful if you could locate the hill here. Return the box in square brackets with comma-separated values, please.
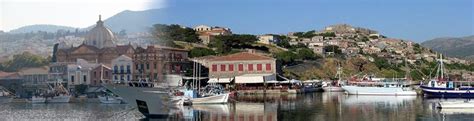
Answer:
[8, 24, 78, 33]
[421, 35, 474, 60]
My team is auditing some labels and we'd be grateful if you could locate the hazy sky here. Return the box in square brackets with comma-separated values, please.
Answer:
[163, 0, 473, 42]
[0, 0, 165, 31]
[1, 0, 473, 42]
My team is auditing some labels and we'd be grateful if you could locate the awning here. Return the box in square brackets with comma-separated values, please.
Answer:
[208, 78, 232, 83]
[235, 74, 276, 84]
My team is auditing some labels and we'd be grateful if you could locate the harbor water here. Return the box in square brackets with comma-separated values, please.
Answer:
[1, 92, 473, 121]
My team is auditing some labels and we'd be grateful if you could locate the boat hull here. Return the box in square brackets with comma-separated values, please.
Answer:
[342, 86, 417, 96]
[104, 84, 178, 116]
[31, 96, 46, 103]
[192, 93, 229, 104]
[421, 86, 474, 98]
[323, 86, 344, 92]
[98, 96, 122, 104]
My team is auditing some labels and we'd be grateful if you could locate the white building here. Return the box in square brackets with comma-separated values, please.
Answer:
[257, 34, 278, 45]
[66, 59, 100, 87]
[111, 55, 133, 83]
[193, 25, 212, 32]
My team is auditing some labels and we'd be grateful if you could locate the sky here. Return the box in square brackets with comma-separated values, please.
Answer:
[1, 0, 473, 42]
[0, 0, 165, 31]
[160, 0, 473, 42]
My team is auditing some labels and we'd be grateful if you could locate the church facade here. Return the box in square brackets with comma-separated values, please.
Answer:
[56, 16, 133, 65]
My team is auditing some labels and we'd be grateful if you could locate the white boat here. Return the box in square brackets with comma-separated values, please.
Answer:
[342, 85, 417, 96]
[46, 94, 71, 103]
[104, 83, 181, 118]
[98, 95, 122, 104]
[191, 93, 229, 104]
[323, 86, 344, 92]
[437, 101, 474, 109]
[31, 96, 46, 103]
[322, 65, 345, 92]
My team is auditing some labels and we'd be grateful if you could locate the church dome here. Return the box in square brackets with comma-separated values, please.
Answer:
[85, 15, 116, 49]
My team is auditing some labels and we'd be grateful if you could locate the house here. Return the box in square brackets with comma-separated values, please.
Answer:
[18, 66, 49, 85]
[111, 55, 133, 83]
[195, 51, 277, 84]
[193, 25, 232, 44]
[258, 34, 279, 45]
[89, 65, 112, 86]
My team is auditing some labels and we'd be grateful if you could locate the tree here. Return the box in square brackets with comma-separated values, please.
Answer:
[208, 34, 258, 54]
[151, 24, 201, 45]
[189, 47, 216, 58]
[275, 51, 299, 65]
[0, 52, 49, 72]
[297, 48, 317, 60]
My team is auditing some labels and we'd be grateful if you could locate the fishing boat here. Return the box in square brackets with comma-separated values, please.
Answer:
[31, 80, 71, 103]
[183, 85, 229, 104]
[0, 87, 13, 103]
[323, 65, 345, 92]
[437, 100, 474, 109]
[98, 95, 123, 104]
[420, 55, 474, 98]
[342, 75, 417, 96]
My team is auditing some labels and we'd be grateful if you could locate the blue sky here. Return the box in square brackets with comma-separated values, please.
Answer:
[159, 0, 473, 42]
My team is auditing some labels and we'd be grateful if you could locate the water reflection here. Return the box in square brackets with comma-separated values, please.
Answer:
[2, 93, 474, 120]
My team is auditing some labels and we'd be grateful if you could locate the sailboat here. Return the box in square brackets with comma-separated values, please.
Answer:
[181, 60, 229, 104]
[420, 54, 474, 98]
[323, 64, 345, 92]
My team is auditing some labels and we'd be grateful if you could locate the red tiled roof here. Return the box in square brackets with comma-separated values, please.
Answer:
[209, 52, 274, 61]
[0, 71, 20, 79]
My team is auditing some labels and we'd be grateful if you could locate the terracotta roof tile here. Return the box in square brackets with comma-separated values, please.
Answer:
[209, 52, 274, 61]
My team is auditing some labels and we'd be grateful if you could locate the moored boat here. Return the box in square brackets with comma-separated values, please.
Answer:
[0, 87, 13, 103]
[31, 96, 46, 103]
[322, 65, 345, 92]
[98, 95, 123, 104]
[420, 54, 474, 98]
[342, 76, 416, 96]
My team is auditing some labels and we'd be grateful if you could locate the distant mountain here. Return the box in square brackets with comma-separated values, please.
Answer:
[97, 9, 166, 33]
[421, 35, 474, 60]
[9, 24, 78, 33]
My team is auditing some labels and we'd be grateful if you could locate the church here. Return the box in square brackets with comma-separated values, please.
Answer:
[55, 15, 134, 65]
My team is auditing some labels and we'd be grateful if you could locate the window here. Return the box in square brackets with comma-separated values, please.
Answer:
[257, 64, 262, 71]
[212, 65, 217, 72]
[127, 75, 130, 81]
[220, 64, 226, 71]
[105, 71, 108, 77]
[114, 66, 118, 73]
[238, 64, 244, 71]
[154, 62, 157, 69]
[114, 75, 118, 80]
[126, 65, 131, 73]
[146, 63, 150, 70]
[229, 64, 234, 71]
[266, 63, 272, 71]
[83, 75, 87, 83]
[120, 65, 124, 73]
[71, 76, 75, 83]
[135, 64, 139, 70]
[140, 64, 144, 70]
[93, 71, 97, 78]
[248, 64, 253, 71]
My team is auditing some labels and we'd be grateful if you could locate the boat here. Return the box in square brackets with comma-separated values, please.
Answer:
[420, 55, 474, 98]
[31, 96, 46, 103]
[98, 95, 123, 104]
[31, 80, 71, 103]
[437, 100, 474, 109]
[104, 81, 183, 118]
[183, 84, 229, 104]
[0, 87, 13, 103]
[322, 65, 345, 92]
[342, 75, 417, 96]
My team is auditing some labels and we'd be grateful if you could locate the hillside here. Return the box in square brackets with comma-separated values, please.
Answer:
[421, 35, 474, 60]
[8, 24, 78, 33]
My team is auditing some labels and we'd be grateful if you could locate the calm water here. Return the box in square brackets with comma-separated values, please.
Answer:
[1, 92, 474, 121]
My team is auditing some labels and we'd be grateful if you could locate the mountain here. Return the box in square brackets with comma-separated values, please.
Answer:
[421, 35, 474, 60]
[9, 24, 78, 33]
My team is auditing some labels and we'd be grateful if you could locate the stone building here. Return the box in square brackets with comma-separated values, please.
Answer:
[111, 55, 133, 83]
[132, 45, 188, 83]
[55, 16, 134, 65]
